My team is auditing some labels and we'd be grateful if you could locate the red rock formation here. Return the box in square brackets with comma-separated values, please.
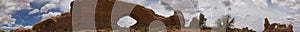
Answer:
[0, 30, 4, 32]
[8, 0, 181, 32]
[263, 18, 293, 32]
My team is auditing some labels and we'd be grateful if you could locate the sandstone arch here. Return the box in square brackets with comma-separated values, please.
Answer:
[110, 1, 136, 32]
[128, 7, 183, 32]
[93, 0, 184, 32]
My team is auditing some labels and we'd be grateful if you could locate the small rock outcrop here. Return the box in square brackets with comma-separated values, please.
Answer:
[263, 18, 293, 32]
[10, 28, 34, 32]
[227, 27, 256, 32]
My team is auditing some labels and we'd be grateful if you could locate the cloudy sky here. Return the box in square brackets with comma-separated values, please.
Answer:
[0, 0, 300, 32]
[0, 0, 73, 30]
[123, 0, 300, 32]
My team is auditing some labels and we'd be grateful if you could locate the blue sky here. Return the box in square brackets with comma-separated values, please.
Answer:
[12, 1, 63, 26]
[12, 8, 62, 26]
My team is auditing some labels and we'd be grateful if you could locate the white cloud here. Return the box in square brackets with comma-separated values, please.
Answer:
[59, 0, 74, 12]
[252, 0, 269, 8]
[120, 0, 145, 4]
[40, 3, 57, 12]
[1, 26, 20, 30]
[28, 9, 40, 15]
[160, 0, 201, 27]
[224, 0, 247, 7]
[0, 14, 16, 25]
[140, 0, 174, 17]
[271, 0, 294, 6]
[28, 0, 73, 14]
[134, 0, 201, 27]
[32, 0, 59, 4]
[0, 0, 31, 28]
[117, 16, 137, 28]
[0, 24, 23, 30]
[27, 0, 73, 20]
[40, 12, 62, 21]
[23, 26, 33, 29]
[291, 5, 300, 11]
[271, 0, 300, 11]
